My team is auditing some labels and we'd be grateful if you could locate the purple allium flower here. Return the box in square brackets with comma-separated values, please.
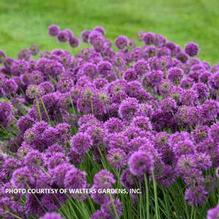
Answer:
[155, 132, 169, 149]
[141, 32, 155, 45]
[196, 137, 215, 153]
[183, 168, 205, 187]
[209, 72, 219, 90]
[168, 67, 183, 84]
[200, 71, 211, 84]
[24, 150, 43, 167]
[81, 29, 91, 43]
[134, 60, 149, 76]
[122, 125, 145, 141]
[188, 70, 200, 83]
[93, 26, 105, 35]
[176, 105, 200, 125]
[68, 147, 83, 164]
[168, 131, 190, 146]
[3, 79, 18, 95]
[115, 35, 129, 50]
[91, 184, 111, 205]
[25, 193, 45, 216]
[192, 82, 209, 103]
[131, 115, 152, 131]
[56, 122, 71, 142]
[30, 70, 44, 85]
[69, 35, 80, 48]
[207, 205, 219, 219]
[97, 61, 112, 75]
[157, 47, 171, 57]
[176, 154, 197, 174]
[40, 212, 63, 219]
[180, 78, 194, 90]
[173, 140, 194, 157]
[57, 30, 69, 42]
[91, 210, 110, 219]
[78, 114, 100, 128]
[193, 152, 212, 170]
[0, 102, 13, 127]
[90, 34, 106, 52]
[46, 152, 67, 169]
[128, 137, 152, 152]
[18, 48, 32, 60]
[85, 125, 104, 146]
[48, 24, 60, 36]
[104, 117, 123, 134]
[160, 97, 177, 113]
[57, 78, 74, 93]
[82, 63, 98, 79]
[101, 198, 123, 218]
[157, 164, 177, 187]
[126, 80, 151, 101]
[11, 166, 35, 188]
[88, 30, 103, 45]
[107, 148, 126, 169]
[120, 168, 140, 189]
[70, 132, 92, 154]
[16, 142, 32, 158]
[64, 167, 87, 189]
[136, 103, 153, 118]
[184, 185, 207, 206]
[40, 193, 65, 213]
[46, 144, 65, 155]
[169, 86, 183, 104]
[94, 78, 108, 89]
[42, 127, 59, 146]
[0, 197, 23, 219]
[49, 162, 73, 187]
[107, 79, 128, 102]
[26, 84, 44, 99]
[93, 169, 115, 188]
[2, 157, 21, 179]
[123, 68, 138, 81]
[192, 125, 209, 143]
[107, 133, 128, 151]
[128, 150, 154, 176]
[210, 122, 219, 143]
[176, 52, 188, 63]
[147, 70, 163, 86]
[200, 100, 219, 122]
[76, 87, 97, 114]
[185, 42, 199, 56]
[118, 97, 139, 121]
[180, 89, 198, 106]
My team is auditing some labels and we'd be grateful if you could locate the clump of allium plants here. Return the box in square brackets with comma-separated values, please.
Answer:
[0, 24, 218, 219]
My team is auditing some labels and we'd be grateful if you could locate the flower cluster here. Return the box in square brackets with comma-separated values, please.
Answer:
[0, 25, 218, 218]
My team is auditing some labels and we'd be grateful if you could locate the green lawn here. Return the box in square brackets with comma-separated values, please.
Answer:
[0, 0, 219, 63]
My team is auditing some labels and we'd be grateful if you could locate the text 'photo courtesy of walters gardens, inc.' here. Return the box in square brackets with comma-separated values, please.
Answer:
[5, 188, 142, 195]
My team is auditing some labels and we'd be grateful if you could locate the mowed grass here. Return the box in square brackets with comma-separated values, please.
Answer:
[0, 0, 219, 63]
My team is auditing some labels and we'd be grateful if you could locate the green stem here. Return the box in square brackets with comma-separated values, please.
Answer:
[152, 171, 159, 219]
[144, 175, 150, 219]
[6, 211, 23, 219]
[35, 99, 42, 121]
[39, 97, 51, 124]
[109, 193, 120, 219]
